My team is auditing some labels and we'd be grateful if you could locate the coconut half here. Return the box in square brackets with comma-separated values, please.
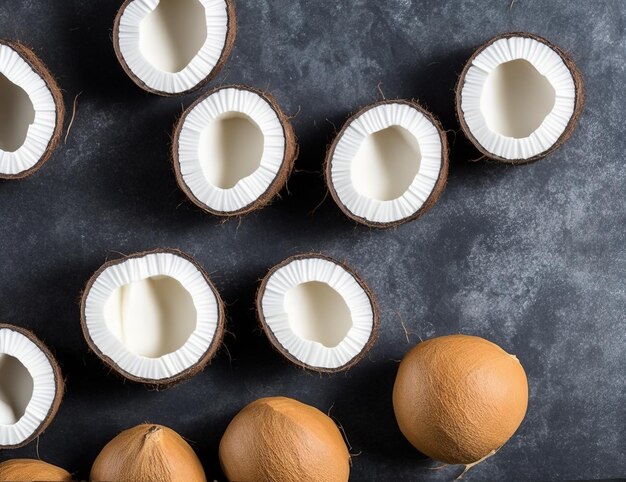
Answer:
[0, 40, 64, 179]
[256, 254, 378, 372]
[172, 85, 298, 216]
[325, 100, 448, 228]
[456, 32, 584, 163]
[0, 324, 64, 449]
[113, 0, 236, 96]
[80, 249, 225, 385]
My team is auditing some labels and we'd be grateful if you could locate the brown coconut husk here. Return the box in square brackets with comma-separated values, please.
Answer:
[324, 99, 449, 228]
[0, 40, 65, 180]
[112, 0, 237, 96]
[455, 32, 585, 164]
[0, 459, 72, 481]
[0, 323, 65, 449]
[79, 248, 226, 386]
[255, 253, 379, 373]
[171, 84, 299, 217]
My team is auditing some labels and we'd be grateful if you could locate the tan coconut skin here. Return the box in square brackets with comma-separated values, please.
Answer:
[393, 334, 528, 465]
[219, 397, 350, 482]
[90, 424, 206, 482]
[0, 459, 71, 481]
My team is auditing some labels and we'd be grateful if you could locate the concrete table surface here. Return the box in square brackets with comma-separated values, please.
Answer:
[0, 1, 624, 480]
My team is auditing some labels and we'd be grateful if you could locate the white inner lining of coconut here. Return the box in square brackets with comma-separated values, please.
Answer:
[84, 252, 220, 380]
[330, 103, 443, 224]
[103, 276, 197, 358]
[139, 0, 207, 73]
[481, 59, 556, 138]
[0, 45, 57, 176]
[0, 355, 33, 425]
[460, 36, 576, 159]
[261, 257, 375, 369]
[284, 281, 352, 348]
[351, 125, 422, 201]
[198, 113, 265, 189]
[0, 74, 35, 152]
[0, 328, 57, 447]
[177, 87, 286, 213]
[117, 0, 229, 94]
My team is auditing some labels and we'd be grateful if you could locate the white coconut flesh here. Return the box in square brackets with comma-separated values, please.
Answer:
[83, 252, 221, 381]
[0, 328, 57, 447]
[177, 87, 286, 213]
[117, 0, 230, 94]
[0, 44, 57, 176]
[261, 257, 375, 369]
[329, 102, 444, 225]
[460, 36, 577, 159]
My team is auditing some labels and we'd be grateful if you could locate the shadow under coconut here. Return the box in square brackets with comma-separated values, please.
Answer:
[216, 268, 291, 372]
[0, 257, 134, 477]
[401, 46, 491, 176]
[73, 94, 227, 231]
[56, 0, 137, 101]
[265, 107, 355, 225]
[327, 360, 433, 470]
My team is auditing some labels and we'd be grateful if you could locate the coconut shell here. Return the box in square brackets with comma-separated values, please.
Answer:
[324, 99, 449, 228]
[91, 424, 206, 482]
[0, 40, 64, 180]
[0, 459, 72, 481]
[172, 84, 299, 217]
[219, 397, 350, 482]
[113, 0, 237, 96]
[455, 32, 585, 164]
[79, 248, 226, 386]
[255, 253, 379, 373]
[393, 334, 528, 465]
[0, 323, 64, 449]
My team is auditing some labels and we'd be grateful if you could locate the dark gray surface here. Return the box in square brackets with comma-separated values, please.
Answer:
[0, 1, 624, 480]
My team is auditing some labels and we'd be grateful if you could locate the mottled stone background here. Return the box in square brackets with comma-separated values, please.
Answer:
[0, 1, 624, 480]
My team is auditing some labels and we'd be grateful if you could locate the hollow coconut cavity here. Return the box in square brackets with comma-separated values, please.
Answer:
[0, 40, 64, 179]
[456, 32, 584, 163]
[256, 254, 378, 372]
[0, 324, 64, 449]
[325, 100, 448, 228]
[173, 85, 298, 216]
[113, 0, 236, 96]
[80, 249, 225, 385]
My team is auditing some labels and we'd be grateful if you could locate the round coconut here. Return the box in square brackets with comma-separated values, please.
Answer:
[172, 84, 298, 217]
[0, 324, 64, 449]
[0, 40, 64, 180]
[324, 99, 449, 228]
[0, 459, 71, 481]
[113, 0, 237, 96]
[219, 396, 350, 482]
[80, 248, 226, 386]
[91, 424, 206, 482]
[455, 32, 585, 164]
[255, 253, 379, 373]
[393, 334, 528, 465]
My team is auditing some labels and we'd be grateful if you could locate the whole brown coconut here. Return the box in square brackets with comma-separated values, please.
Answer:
[219, 397, 350, 482]
[91, 424, 206, 482]
[0, 459, 71, 481]
[393, 334, 528, 466]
